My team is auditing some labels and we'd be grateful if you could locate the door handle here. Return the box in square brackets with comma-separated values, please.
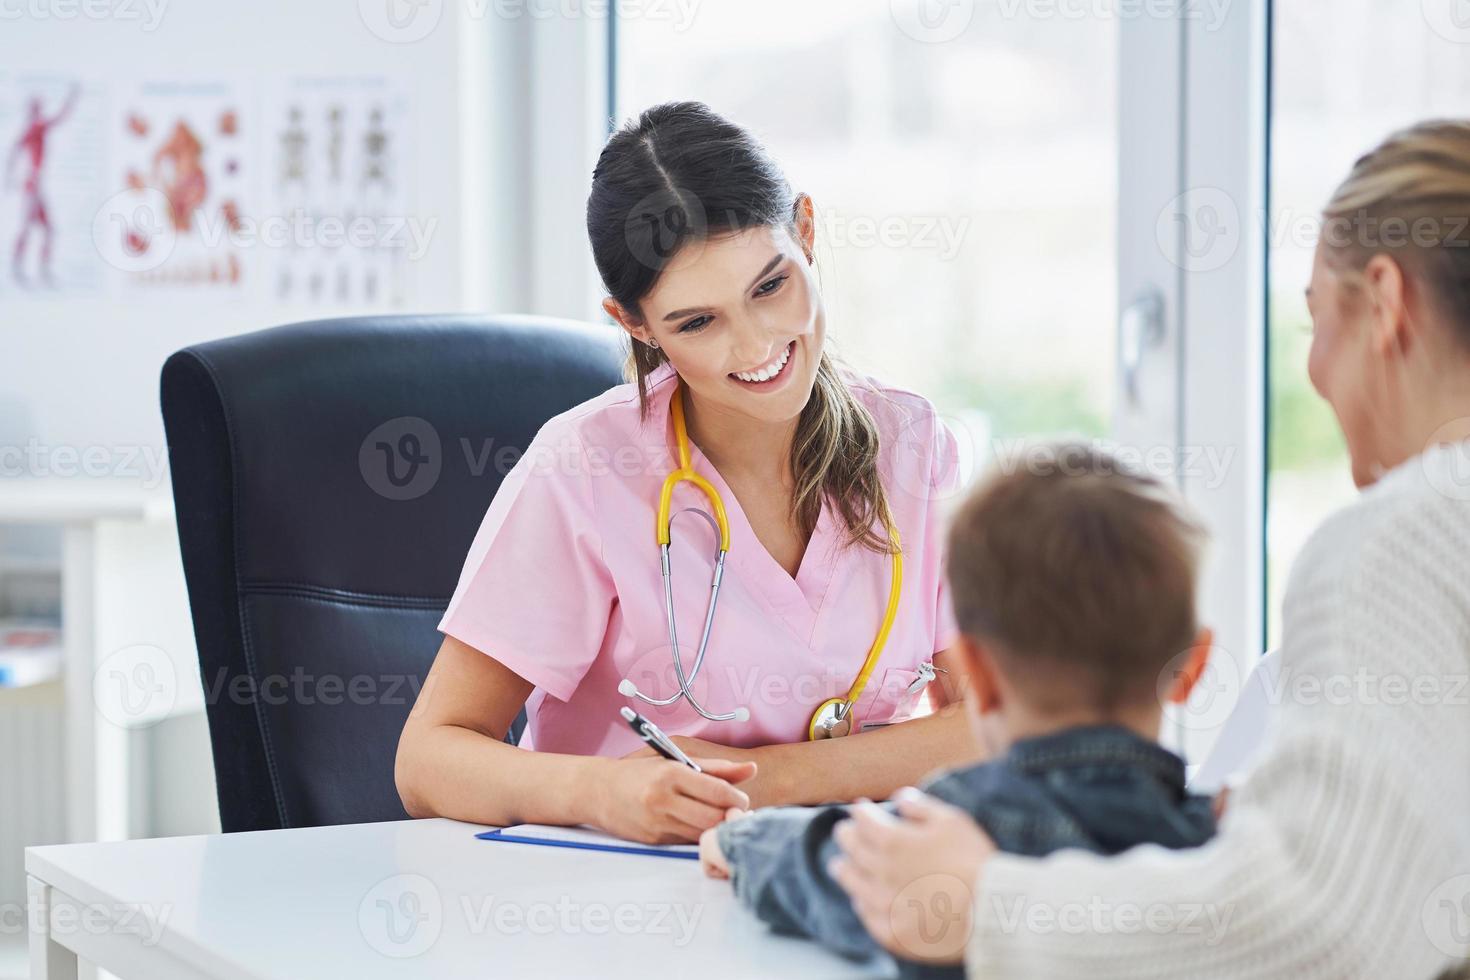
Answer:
[1120, 289, 1165, 407]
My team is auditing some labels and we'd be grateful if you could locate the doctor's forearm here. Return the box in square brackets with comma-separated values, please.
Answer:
[396, 723, 604, 827]
[752, 705, 982, 807]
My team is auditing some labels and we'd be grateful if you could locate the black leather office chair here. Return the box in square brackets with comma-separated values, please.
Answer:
[160, 314, 625, 832]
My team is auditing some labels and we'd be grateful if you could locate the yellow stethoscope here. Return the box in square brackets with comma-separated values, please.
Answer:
[616, 380, 904, 740]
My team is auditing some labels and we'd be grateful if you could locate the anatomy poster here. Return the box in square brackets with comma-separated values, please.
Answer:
[0, 75, 107, 295]
[109, 79, 247, 290]
[261, 76, 412, 309]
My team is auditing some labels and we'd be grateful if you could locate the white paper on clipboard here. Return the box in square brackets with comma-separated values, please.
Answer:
[1187, 648, 1283, 796]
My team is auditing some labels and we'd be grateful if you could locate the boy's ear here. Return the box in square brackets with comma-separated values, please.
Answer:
[1167, 627, 1215, 705]
[956, 634, 1003, 713]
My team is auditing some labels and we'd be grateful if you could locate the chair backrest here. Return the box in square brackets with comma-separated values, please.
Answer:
[160, 314, 625, 832]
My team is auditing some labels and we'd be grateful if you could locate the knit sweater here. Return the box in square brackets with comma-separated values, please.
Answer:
[967, 442, 1470, 979]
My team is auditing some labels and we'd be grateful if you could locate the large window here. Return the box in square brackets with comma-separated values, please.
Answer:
[615, 2, 1118, 463]
[1267, 0, 1470, 646]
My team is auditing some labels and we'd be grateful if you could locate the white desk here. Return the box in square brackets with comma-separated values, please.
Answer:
[26, 818, 889, 979]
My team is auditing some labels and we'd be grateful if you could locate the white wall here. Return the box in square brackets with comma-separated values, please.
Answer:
[0, 0, 528, 466]
[0, 1, 563, 887]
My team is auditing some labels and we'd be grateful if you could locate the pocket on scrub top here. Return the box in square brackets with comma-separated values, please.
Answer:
[859, 666, 925, 729]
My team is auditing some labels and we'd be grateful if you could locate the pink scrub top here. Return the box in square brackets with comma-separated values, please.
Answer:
[438, 359, 962, 758]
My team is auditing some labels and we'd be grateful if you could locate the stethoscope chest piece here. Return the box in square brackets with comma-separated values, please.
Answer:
[808, 697, 853, 740]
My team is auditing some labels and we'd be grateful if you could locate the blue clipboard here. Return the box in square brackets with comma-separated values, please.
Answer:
[475, 828, 700, 861]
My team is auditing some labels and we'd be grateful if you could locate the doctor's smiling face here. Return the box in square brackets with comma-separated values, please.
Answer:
[604, 200, 824, 427]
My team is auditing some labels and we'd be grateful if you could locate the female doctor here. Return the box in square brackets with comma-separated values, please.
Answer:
[396, 102, 976, 844]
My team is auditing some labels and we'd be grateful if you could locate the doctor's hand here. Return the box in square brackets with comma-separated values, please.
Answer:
[828, 789, 996, 965]
[595, 753, 757, 845]
[625, 737, 772, 806]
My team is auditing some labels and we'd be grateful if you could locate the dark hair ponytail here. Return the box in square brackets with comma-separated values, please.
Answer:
[586, 102, 895, 555]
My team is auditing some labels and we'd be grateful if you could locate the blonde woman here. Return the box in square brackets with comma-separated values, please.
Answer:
[831, 120, 1470, 978]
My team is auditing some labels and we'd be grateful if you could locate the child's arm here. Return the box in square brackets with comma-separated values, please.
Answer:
[701, 801, 899, 960]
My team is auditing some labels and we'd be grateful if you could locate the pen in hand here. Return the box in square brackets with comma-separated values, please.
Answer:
[620, 706, 703, 772]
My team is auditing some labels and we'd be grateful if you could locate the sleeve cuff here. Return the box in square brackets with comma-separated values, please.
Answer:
[967, 851, 1039, 969]
[437, 623, 580, 703]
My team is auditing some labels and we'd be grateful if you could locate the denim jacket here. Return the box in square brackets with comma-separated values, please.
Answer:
[716, 724, 1217, 979]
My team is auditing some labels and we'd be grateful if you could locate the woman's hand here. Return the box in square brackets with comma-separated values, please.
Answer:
[828, 789, 997, 965]
[593, 754, 757, 845]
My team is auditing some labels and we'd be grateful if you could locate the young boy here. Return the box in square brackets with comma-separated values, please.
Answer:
[699, 444, 1219, 976]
